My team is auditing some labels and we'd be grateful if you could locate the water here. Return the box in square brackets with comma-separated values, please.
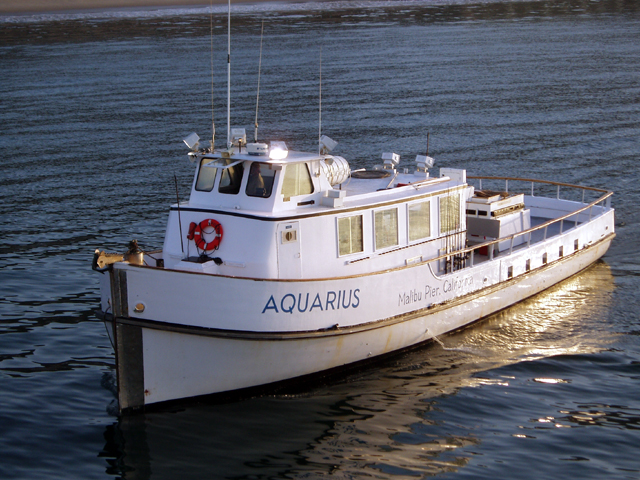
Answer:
[1, 1, 639, 478]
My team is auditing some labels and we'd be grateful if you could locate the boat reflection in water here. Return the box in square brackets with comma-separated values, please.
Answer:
[100, 261, 615, 479]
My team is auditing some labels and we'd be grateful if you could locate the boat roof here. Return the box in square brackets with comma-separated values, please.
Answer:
[198, 150, 322, 165]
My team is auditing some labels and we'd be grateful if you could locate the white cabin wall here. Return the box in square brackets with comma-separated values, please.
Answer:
[170, 162, 476, 279]
[295, 193, 469, 279]
[162, 209, 280, 278]
[162, 209, 183, 268]
[213, 215, 279, 277]
[296, 213, 348, 278]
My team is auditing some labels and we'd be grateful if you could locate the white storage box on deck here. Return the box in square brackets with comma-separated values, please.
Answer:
[466, 191, 531, 252]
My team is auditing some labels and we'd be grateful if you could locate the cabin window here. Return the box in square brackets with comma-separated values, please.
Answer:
[195, 158, 217, 192]
[574, 239, 579, 251]
[218, 160, 244, 195]
[281, 163, 314, 200]
[246, 162, 275, 198]
[440, 193, 461, 234]
[374, 208, 399, 250]
[338, 215, 363, 256]
[408, 201, 431, 242]
[526, 259, 531, 271]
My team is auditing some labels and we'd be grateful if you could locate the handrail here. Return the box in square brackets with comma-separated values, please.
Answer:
[430, 176, 614, 270]
[468, 175, 611, 194]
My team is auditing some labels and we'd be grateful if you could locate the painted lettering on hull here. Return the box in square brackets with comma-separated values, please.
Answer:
[443, 276, 473, 293]
[262, 289, 361, 314]
[398, 289, 422, 306]
[399, 275, 474, 308]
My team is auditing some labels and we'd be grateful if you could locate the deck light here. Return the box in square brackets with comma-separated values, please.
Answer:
[382, 152, 400, 169]
[230, 128, 247, 148]
[269, 141, 288, 160]
[183, 132, 200, 151]
[415, 155, 435, 172]
[319, 135, 338, 154]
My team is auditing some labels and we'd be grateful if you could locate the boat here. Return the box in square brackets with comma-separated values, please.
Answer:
[92, 14, 615, 414]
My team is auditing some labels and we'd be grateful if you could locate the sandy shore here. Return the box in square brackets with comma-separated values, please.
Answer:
[0, 0, 266, 14]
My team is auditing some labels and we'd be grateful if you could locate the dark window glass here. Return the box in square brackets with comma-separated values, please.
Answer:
[246, 162, 276, 198]
[218, 160, 244, 195]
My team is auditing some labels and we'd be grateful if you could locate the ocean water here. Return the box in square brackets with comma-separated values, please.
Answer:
[1, 1, 639, 478]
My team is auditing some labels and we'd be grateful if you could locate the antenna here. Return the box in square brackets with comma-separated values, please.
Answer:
[174, 174, 185, 257]
[210, 0, 215, 149]
[318, 47, 322, 154]
[254, 20, 264, 143]
[226, 0, 231, 148]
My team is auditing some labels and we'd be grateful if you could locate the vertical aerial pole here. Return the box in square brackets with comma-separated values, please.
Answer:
[174, 174, 185, 257]
[254, 20, 264, 143]
[318, 47, 322, 154]
[210, 0, 215, 149]
[227, 0, 231, 147]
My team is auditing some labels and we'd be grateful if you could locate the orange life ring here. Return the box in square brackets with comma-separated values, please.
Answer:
[187, 218, 223, 251]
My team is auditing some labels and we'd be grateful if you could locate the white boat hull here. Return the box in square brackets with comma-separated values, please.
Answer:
[108, 223, 614, 410]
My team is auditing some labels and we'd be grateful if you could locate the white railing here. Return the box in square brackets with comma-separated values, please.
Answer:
[435, 176, 613, 271]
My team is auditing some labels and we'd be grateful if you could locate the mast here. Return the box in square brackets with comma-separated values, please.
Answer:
[227, 0, 231, 148]
[254, 20, 264, 143]
[318, 47, 322, 154]
[210, 0, 215, 148]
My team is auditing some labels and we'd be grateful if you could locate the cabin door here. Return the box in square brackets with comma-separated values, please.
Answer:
[276, 221, 302, 279]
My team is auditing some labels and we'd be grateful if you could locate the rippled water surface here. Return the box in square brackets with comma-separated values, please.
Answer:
[1, 1, 639, 479]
